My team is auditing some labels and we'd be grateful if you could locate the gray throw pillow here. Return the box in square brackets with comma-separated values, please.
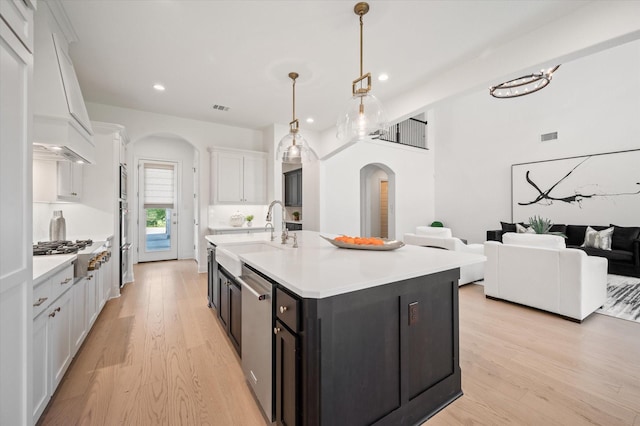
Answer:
[581, 226, 614, 250]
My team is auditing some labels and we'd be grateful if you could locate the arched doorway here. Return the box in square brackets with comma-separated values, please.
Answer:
[360, 163, 396, 239]
[131, 133, 199, 263]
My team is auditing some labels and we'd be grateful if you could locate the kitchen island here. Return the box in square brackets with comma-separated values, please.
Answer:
[205, 231, 485, 426]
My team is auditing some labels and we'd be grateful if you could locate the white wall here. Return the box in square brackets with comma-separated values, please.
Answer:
[132, 135, 195, 260]
[320, 139, 434, 239]
[434, 39, 640, 244]
[86, 103, 266, 272]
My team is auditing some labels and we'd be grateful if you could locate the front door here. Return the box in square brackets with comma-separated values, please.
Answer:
[138, 160, 179, 262]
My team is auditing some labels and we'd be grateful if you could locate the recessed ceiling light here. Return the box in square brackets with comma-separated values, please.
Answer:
[76, 160, 84, 164]
[306, 118, 314, 124]
[378, 74, 389, 81]
[51, 146, 62, 151]
[153, 83, 165, 91]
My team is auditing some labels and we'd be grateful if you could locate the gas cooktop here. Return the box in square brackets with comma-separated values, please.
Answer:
[33, 239, 93, 256]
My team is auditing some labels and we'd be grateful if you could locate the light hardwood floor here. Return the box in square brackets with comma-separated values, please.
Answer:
[38, 260, 640, 425]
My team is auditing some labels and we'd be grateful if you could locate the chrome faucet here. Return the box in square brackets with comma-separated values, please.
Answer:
[266, 200, 288, 244]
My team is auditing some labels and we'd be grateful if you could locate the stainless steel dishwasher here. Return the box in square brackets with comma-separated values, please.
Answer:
[239, 264, 274, 422]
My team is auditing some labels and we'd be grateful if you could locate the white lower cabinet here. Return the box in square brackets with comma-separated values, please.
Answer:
[71, 277, 87, 354]
[32, 311, 49, 423]
[32, 262, 110, 424]
[86, 269, 99, 328]
[49, 289, 73, 391]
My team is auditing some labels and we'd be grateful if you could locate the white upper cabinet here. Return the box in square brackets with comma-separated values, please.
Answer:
[211, 149, 267, 204]
[56, 161, 83, 200]
[0, 0, 35, 52]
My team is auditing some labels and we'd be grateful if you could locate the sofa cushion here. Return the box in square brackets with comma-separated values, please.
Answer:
[610, 224, 640, 252]
[566, 225, 608, 247]
[582, 226, 614, 250]
[416, 226, 452, 238]
[503, 232, 566, 249]
[549, 224, 567, 235]
[516, 223, 535, 234]
[580, 247, 633, 262]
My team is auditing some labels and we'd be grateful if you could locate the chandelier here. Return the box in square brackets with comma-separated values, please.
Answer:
[490, 65, 561, 98]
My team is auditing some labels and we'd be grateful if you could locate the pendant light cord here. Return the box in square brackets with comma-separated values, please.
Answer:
[359, 14, 364, 78]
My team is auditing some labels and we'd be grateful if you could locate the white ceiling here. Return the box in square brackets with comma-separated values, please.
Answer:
[60, 0, 592, 132]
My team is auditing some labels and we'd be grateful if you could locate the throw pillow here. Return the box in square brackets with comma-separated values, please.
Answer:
[610, 224, 640, 252]
[582, 226, 614, 250]
[516, 223, 535, 234]
[500, 221, 516, 233]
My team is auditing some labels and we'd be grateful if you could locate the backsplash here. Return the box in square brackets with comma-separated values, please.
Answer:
[208, 204, 269, 228]
[33, 202, 114, 243]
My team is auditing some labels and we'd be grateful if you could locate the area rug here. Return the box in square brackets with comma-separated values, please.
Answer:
[597, 275, 640, 323]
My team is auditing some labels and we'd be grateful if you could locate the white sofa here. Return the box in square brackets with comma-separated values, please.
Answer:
[484, 233, 608, 321]
[403, 227, 485, 285]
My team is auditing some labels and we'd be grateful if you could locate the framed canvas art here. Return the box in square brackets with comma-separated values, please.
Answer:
[512, 149, 640, 225]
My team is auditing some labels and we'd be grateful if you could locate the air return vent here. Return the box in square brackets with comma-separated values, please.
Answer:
[541, 132, 558, 142]
[212, 104, 230, 112]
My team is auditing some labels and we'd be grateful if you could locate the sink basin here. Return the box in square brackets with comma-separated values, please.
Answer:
[216, 242, 283, 277]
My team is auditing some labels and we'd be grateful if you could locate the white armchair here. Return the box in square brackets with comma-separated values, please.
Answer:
[403, 227, 485, 285]
[484, 233, 608, 321]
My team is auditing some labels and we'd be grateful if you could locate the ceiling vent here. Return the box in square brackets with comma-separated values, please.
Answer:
[541, 132, 558, 142]
[212, 104, 230, 112]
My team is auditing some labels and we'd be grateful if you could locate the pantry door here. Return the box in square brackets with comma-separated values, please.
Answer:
[138, 160, 179, 262]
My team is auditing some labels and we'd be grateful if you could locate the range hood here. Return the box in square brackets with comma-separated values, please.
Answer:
[33, 2, 95, 164]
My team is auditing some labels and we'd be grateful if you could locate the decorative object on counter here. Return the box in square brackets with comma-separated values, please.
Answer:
[276, 72, 312, 164]
[320, 235, 404, 251]
[245, 215, 254, 227]
[490, 65, 560, 98]
[49, 210, 66, 241]
[292, 211, 300, 221]
[430, 220, 444, 227]
[336, 2, 388, 143]
[229, 211, 245, 227]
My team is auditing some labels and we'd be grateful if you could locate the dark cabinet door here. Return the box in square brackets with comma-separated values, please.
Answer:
[218, 273, 229, 330]
[284, 169, 302, 207]
[229, 280, 242, 355]
[275, 320, 298, 426]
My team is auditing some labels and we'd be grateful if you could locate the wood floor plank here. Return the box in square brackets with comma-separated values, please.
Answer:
[38, 262, 640, 426]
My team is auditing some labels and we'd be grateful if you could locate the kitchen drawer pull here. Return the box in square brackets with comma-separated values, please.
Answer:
[49, 307, 61, 318]
[87, 275, 93, 280]
[279, 306, 288, 314]
[33, 297, 48, 307]
[61, 277, 72, 285]
[273, 327, 281, 335]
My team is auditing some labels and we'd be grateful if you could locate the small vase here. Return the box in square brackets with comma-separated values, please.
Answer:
[247, 221, 253, 227]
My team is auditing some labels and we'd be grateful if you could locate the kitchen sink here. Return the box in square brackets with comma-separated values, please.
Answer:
[216, 242, 283, 277]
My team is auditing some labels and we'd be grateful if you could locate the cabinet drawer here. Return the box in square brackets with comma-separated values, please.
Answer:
[49, 265, 74, 305]
[33, 279, 51, 318]
[276, 288, 300, 333]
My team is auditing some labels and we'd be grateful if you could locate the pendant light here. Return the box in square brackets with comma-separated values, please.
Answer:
[277, 72, 311, 164]
[336, 2, 388, 142]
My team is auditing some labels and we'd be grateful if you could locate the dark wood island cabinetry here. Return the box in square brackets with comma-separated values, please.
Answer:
[273, 268, 462, 426]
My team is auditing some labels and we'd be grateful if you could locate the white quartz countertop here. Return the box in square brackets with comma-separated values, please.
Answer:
[33, 255, 76, 283]
[206, 231, 485, 299]
[209, 224, 269, 231]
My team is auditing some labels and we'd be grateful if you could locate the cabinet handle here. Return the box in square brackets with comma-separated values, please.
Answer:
[273, 327, 281, 335]
[279, 306, 288, 314]
[61, 277, 72, 285]
[87, 275, 93, 280]
[33, 297, 48, 307]
[48, 307, 61, 318]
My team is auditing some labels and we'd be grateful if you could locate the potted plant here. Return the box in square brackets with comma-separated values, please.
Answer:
[292, 211, 300, 221]
[528, 215, 566, 237]
[246, 214, 254, 227]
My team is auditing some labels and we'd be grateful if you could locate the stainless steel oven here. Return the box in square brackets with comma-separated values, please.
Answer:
[119, 164, 127, 200]
[119, 201, 130, 287]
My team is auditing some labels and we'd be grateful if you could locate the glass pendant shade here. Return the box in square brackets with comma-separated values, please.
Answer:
[277, 132, 311, 164]
[336, 93, 388, 142]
